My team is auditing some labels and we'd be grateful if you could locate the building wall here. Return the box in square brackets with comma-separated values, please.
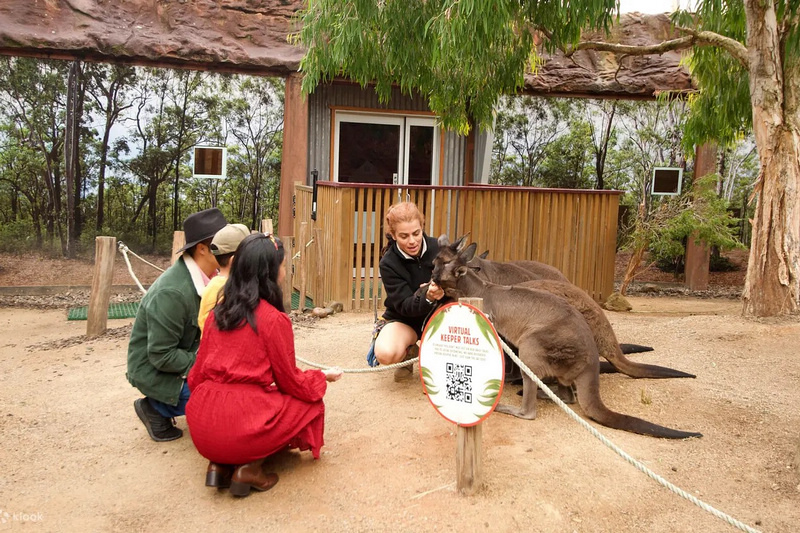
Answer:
[307, 82, 490, 186]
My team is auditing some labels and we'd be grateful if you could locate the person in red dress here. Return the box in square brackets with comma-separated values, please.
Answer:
[186, 233, 343, 497]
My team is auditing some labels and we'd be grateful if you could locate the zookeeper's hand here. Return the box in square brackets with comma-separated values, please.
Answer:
[323, 367, 343, 382]
[425, 281, 445, 302]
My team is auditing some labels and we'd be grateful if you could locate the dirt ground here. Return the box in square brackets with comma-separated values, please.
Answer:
[1, 251, 799, 532]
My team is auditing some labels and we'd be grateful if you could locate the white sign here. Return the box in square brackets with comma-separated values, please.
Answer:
[419, 302, 504, 426]
[192, 146, 228, 179]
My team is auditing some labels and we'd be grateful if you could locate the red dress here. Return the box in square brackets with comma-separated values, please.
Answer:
[186, 300, 328, 464]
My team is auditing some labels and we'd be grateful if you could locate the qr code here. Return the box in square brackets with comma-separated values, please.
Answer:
[445, 363, 473, 403]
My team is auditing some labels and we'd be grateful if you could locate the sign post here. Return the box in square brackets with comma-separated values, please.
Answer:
[419, 298, 504, 495]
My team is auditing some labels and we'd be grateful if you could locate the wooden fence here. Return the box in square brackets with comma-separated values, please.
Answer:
[294, 182, 621, 312]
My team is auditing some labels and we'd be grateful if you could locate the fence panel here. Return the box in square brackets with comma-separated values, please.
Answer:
[294, 183, 620, 310]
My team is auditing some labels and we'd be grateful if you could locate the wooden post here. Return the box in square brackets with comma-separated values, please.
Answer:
[297, 222, 309, 312]
[171, 231, 185, 265]
[313, 226, 324, 307]
[86, 236, 117, 338]
[278, 73, 309, 237]
[685, 142, 716, 290]
[456, 296, 484, 495]
[280, 235, 294, 312]
[261, 218, 274, 234]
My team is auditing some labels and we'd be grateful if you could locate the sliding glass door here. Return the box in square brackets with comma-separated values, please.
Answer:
[333, 111, 439, 185]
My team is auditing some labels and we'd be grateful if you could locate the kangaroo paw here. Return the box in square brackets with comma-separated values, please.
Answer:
[495, 403, 538, 420]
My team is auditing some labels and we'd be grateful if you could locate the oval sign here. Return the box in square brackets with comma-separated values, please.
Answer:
[419, 302, 505, 426]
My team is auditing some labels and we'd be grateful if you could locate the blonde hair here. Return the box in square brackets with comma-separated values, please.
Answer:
[384, 202, 425, 238]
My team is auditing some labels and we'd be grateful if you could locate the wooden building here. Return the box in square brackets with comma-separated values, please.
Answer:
[0, 1, 701, 308]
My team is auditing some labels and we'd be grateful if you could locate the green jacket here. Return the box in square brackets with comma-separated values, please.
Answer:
[126, 256, 201, 406]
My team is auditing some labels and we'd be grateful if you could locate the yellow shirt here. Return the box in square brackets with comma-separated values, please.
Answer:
[198, 274, 227, 338]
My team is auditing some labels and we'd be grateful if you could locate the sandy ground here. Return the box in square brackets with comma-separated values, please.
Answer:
[0, 296, 798, 533]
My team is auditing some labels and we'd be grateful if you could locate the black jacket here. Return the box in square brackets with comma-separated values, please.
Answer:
[380, 235, 439, 335]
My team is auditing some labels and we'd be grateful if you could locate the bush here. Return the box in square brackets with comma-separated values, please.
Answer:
[0, 220, 39, 253]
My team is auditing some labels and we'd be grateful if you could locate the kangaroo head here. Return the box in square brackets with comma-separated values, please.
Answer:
[433, 234, 477, 297]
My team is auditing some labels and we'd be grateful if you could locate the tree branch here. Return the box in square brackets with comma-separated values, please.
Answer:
[568, 28, 749, 70]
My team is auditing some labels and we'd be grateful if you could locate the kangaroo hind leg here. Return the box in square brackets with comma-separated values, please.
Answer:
[495, 339, 546, 420]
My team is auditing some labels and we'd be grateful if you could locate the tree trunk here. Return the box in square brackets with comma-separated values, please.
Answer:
[742, 129, 800, 315]
[96, 122, 111, 231]
[741, 0, 800, 317]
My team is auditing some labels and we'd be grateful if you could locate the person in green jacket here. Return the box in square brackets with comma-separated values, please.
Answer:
[127, 207, 228, 442]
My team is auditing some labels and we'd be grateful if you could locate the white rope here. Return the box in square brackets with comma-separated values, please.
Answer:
[296, 354, 416, 374]
[117, 242, 147, 295]
[291, 237, 315, 260]
[121, 245, 165, 273]
[499, 338, 761, 533]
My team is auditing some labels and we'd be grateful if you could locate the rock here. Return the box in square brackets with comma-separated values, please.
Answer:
[311, 307, 329, 318]
[603, 292, 632, 312]
[0, 4, 691, 99]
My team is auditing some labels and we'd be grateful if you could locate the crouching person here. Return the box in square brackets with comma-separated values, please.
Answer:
[127, 207, 228, 442]
[186, 234, 342, 496]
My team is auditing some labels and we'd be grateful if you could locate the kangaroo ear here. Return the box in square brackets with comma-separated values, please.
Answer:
[453, 232, 471, 252]
[455, 265, 469, 278]
[460, 242, 477, 263]
[438, 234, 451, 247]
[479, 250, 489, 259]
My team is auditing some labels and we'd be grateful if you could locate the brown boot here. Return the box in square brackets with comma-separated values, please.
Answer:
[205, 462, 233, 489]
[229, 459, 279, 497]
[393, 344, 418, 382]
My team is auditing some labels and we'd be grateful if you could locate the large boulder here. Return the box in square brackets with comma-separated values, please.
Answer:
[0, 2, 692, 97]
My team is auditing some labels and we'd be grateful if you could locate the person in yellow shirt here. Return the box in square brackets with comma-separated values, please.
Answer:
[198, 223, 250, 336]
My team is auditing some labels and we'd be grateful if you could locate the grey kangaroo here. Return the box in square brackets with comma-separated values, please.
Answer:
[471, 248, 653, 360]
[431, 235, 702, 439]
[444, 239, 694, 380]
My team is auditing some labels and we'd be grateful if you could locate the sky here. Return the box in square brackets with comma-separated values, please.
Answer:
[618, 0, 696, 14]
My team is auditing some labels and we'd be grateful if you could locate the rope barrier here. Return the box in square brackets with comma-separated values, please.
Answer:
[498, 337, 761, 533]
[296, 354, 416, 374]
[120, 244, 165, 273]
[110, 244, 757, 531]
[117, 242, 148, 295]
[291, 237, 315, 261]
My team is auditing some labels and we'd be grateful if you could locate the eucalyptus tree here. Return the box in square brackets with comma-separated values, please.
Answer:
[490, 96, 575, 186]
[0, 57, 68, 251]
[297, 0, 800, 317]
[222, 75, 284, 229]
[538, 120, 595, 189]
[0, 125, 47, 247]
[85, 64, 136, 232]
[579, 1, 799, 315]
[118, 68, 177, 248]
[164, 69, 219, 230]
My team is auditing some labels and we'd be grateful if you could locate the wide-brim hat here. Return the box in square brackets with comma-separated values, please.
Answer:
[176, 207, 228, 254]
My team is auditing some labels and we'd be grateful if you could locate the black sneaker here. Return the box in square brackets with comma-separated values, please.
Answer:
[134, 398, 183, 442]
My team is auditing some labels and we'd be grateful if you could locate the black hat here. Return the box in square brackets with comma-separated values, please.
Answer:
[176, 208, 228, 254]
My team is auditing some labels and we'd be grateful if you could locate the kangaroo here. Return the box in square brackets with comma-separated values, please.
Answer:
[512, 278, 694, 379]
[431, 236, 702, 439]
[472, 247, 653, 359]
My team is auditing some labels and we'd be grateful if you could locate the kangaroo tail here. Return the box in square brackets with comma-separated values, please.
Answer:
[619, 343, 654, 354]
[604, 347, 695, 379]
[575, 372, 702, 439]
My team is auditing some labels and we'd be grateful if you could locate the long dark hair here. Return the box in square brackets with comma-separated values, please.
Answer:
[214, 233, 286, 332]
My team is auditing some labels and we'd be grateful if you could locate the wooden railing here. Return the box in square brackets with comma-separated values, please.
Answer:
[295, 182, 621, 311]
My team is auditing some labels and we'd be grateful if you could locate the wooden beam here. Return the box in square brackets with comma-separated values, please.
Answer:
[685, 142, 716, 291]
[278, 73, 309, 236]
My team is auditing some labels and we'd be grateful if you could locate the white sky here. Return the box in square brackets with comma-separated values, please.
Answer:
[618, 0, 696, 14]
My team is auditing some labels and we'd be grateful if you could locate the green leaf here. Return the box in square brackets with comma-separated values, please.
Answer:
[423, 310, 446, 342]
